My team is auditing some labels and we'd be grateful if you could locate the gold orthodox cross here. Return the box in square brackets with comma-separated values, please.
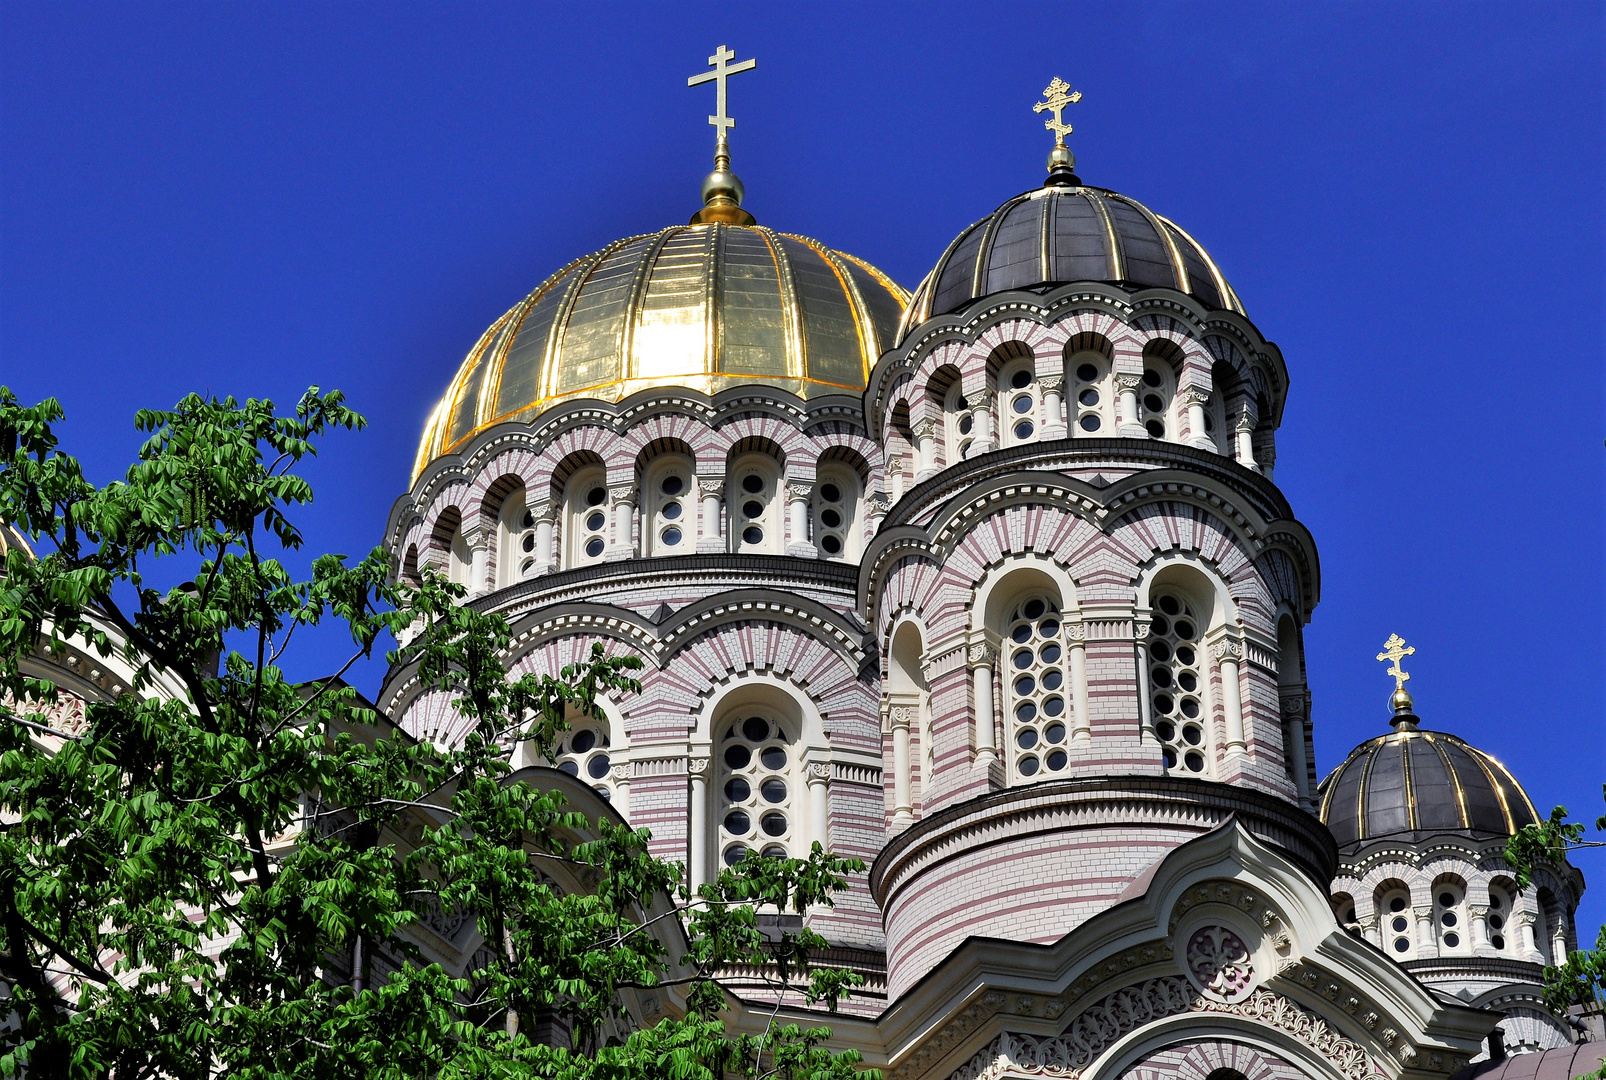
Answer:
[688, 45, 757, 144]
[1376, 634, 1415, 691]
[1033, 77, 1082, 147]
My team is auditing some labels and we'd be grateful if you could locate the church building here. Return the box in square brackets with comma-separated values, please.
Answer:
[375, 57, 1592, 1080]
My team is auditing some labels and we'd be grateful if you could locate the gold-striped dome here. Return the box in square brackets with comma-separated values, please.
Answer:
[412, 224, 908, 481]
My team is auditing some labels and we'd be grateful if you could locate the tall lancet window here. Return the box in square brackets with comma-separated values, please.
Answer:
[717, 712, 796, 865]
[1005, 595, 1071, 780]
[1148, 592, 1209, 775]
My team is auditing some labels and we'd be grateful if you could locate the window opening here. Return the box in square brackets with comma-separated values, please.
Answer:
[1149, 592, 1208, 774]
[718, 714, 794, 865]
[1006, 596, 1070, 780]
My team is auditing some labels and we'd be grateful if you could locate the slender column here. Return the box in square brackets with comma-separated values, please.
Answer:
[891, 706, 914, 824]
[464, 521, 490, 595]
[687, 757, 710, 893]
[1360, 913, 1381, 949]
[971, 403, 996, 454]
[531, 500, 556, 574]
[1116, 374, 1144, 436]
[1134, 620, 1156, 745]
[1553, 925, 1570, 965]
[1415, 905, 1439, 958]
[1516, 910, 1542, 962]
[888, 453, 905, 503]
[607, 484, 637, 560]
[1068, 623, 1092, 742]
[610, 762, 631, 820]
[867, 490, 890, 536]
[1179, 388, 1212, 448]
[698, 479, 724, 553]
[968, 644, 997, 765]
[1281, 692, 1311, 806]
[1469, 904, 1490, 950]
[1235, 406, 1259, 470]
[807, 761, 830, 849]
[1040, 374, 1067, 439]
[913, 420, 938, 481]
[1213, 637, 1247, 756]
[786, 482, 815, 558]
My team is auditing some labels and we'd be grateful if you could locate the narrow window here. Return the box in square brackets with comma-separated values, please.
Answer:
[718, 713, 795, 865]
[1006, 596, 1071, 780]
[1069, 351, 1112, 435]
[730, 455, 780, 554]
[813, 466, 861, 561]
[645, 456, 694, 557]
[998, 359, 1040, 446]
[1149, 592, 1208, 774]
[1435, 883, 1467, 953]
[1140, 364, 1174, 439]
[944, 384, 973, 462]
[564, 468, 609, 568]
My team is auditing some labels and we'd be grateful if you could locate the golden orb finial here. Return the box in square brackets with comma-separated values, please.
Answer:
[688, 45, 758, 226]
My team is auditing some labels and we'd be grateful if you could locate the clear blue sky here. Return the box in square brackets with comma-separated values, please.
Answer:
[3, 3, 1602, 936]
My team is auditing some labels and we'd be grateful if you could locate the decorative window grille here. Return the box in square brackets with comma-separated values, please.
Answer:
[1148, 593, 1209, 774]
[717, 713, 794, 866]
[1005, 596, 1071, 780]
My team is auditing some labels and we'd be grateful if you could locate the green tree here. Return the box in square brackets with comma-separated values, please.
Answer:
[0, 386, 872, 1079]
[1504, 790, 1606, 1067]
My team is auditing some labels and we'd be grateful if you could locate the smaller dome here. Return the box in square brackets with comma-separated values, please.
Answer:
[897, 185, 1243, 345]
[1318, 726, 1538, 850]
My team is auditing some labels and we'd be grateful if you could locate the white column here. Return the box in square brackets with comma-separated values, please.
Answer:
[1553, 924, 1570, 964]
[867, 490, 890, 536]
[1213, 637, 1247, 756]
[465, 522, 490, 595]
[1286, 710, 1311, 806]
[1180, 388, 1211, 448]
[608, 484, 637, 560]
[1116, 374, 1144, 436]
[1517, 910, 1542, 962]
[1469, 904, 1490, 950]
[688, 757, 709, 893]
[968, 645, 997, 765]
[1040, 374, 1067, 439]
[1361, 914, 1381, 949]
[1135, 620, 1156, 745]
[971, 403, 996, 454]
[1235, 406, 1259, 470]
[532, 501, 556, 574]
[698, 479, 724, 553]
[786, 482, 815, 558]
[891, 706, 914, 824]
[888, 453, 905, 503]
[1415, 906, 1439, 958]
[1068, 624, 1092, 742]
[807, 761, 830, 850]
[913, 420, 938, 480]
[611, 762, 631, 820]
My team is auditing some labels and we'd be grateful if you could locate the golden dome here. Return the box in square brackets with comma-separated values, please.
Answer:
[412, 224, 908, 481]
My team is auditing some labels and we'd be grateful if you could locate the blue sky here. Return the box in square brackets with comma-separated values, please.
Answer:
[2, 3, 1602, 936]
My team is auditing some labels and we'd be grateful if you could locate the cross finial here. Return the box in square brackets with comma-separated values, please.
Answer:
[1033, 77, 1083, 148]
[688, 45, 757, 149]
[1376, 634, 1415, 691]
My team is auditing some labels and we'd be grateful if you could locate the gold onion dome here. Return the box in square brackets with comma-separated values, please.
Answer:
[412, 224, 908, 481]
[896, 183, 1244, 347]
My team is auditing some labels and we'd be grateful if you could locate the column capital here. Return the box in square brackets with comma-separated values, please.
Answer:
[1468, 904, 1490, 918]
[966, 643, 998, 667]
[1211, 637, 1246, 662]
[1115, 374, 1144, 393]
[698, 478, 725, 497]
[528, 499, 555, 522]
[890, 705, 916, 729]
[1065, 621, 1087, 642]
[610, 762, 632, 783]
[912, 418, 938, 441]
[1280, 692, 1309, 718]
[1235, 404, 1258, 434]
[608, 483, 638, 506]
[1038, 373, 1065, 393]
[868, 490, 891, 514]
[1178, 387, 1211, 408]
[687, 755, 711, 777]
[786, 481, 813, 502]
[806, 760, 832, 784]
[460, 518, 492, 545]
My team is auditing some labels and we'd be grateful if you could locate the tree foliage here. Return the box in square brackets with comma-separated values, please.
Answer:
[0, 387, 872, 1079]
[1504, 789, 1606, 1045]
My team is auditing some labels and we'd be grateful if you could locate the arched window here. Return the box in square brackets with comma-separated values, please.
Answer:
[1487, 881, 1514, 952]
[813, 465, 862, 561]
[1148, 591, 1209, 775]
[1138, 362, 1176, 440]
[553, 712, 617, 801]
[1005, 595, 1071, 781]
[498, 485, 537, 587]
[1378, 884, 1415, 958]
[729, 454, 781, 554]
[563, 467, 609, 569]
[998, 355, 1040, 447]
[943, 383, 974, 462]
[643, 454, 694, 557]
[1434, 879, 1468, 954]
[1068, 350, 1113, 436]
[717, 712, 797, 865]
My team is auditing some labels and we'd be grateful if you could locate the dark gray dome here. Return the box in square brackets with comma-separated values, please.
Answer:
[896, 185, 1243, 345]
[1317, 728, 1539, 851]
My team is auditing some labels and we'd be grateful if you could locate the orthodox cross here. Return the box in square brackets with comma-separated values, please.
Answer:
[1033, 77, 1082, 147]
[688, 45, 757, 144]
[1375, 634, 1415, 691]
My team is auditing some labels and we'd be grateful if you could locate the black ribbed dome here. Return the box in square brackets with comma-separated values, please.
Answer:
[1318, 728, 1539, 851]
[896, 185, 1243, 345]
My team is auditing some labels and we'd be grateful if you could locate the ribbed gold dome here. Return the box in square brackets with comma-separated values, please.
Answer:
[412, 224, 908, 481]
